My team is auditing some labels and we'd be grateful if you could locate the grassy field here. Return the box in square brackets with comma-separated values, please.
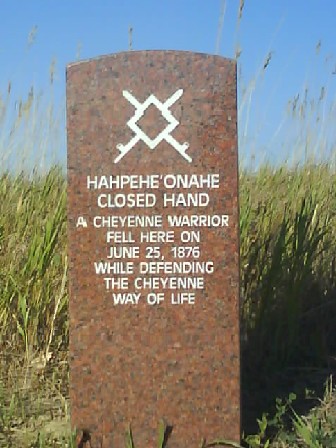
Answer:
[0, 162, 335, 447]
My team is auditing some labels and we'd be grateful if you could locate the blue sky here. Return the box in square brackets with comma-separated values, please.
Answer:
[0, 0, 335, 171]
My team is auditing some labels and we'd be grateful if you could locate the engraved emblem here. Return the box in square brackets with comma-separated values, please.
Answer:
[115, 89, 191, 163]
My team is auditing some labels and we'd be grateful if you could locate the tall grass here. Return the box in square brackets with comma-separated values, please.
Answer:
[240, 163, 335, 372]
[0, 168, 69, 447]
[0, 167, 67, 361]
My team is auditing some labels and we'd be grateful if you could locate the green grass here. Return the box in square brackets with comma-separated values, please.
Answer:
[0, 167, 68, 360]
[240, 163, 336, 372]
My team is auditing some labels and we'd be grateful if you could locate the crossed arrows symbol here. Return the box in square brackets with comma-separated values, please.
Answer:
[115, 89, 191, 163]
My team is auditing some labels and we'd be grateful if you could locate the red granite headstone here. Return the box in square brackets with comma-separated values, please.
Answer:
[66, 50, 240, 448]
